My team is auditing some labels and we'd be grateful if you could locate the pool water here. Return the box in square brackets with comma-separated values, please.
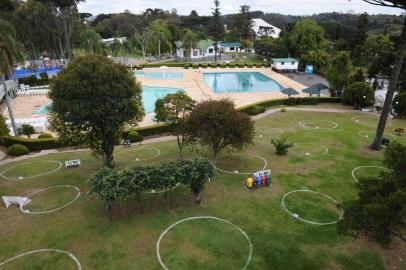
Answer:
[203, 72, 283, 93]
[135, 71, 183, 80]
[33, 87, 183, 115]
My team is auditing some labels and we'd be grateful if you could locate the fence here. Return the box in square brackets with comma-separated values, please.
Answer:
[175, 54, 236, 63]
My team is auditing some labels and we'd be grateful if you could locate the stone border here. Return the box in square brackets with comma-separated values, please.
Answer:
[0, 249, 82, 270]
[290, 143, 329, 157]
[351, 115, 392, 127]
[351, 166, 386, 183]
[156, 216, 253, 270]
[256, 128, 284, 138]
[281, 190, 344, 226]
[0, 160, 63, 180]
[358, 131, 395, 140]
[20, 185, 81, 214]
[212, 154, 268, 175]
[298, 120, 342, 131]
[123, 147, 161, 162]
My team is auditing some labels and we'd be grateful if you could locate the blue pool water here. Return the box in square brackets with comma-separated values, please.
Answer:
[203, 72, 283, 93]
[135, 71, 183, 80]
[33, 86, 183, 115]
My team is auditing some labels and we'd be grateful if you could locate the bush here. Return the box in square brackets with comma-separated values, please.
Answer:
[18, 75, 49, 86]
[394, 128, 404, 136]
[271, 138, 293, 155]
[342, 82, 374, 109]
[229, 63, 236, 68]
[184, 63, 190, 69]
[280, 107, 287, 112]
[128, 130, 144, 143]
[245, 105, 266, 115]
[202, 63, 208, 68]
[38, 133, 53, 139]
[18, 124, 35, 138]
[7, 144, 30, 156]
[3, 136, 62, 151]
[220, 64, 226, 68]
[284, 98, 298, 106]
[192, 64, 199, 69]
[135, 65, 144, 70]
[135, 123, 174, 137]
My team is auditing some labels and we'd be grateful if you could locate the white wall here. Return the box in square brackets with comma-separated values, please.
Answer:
[272, 61, 299, 71]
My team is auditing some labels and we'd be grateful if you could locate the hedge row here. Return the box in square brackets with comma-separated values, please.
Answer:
[133, 62, 269, 70]
[238, 97, 341, 113]
[134, 123, 174, 137]
[2, 136, 62, 151]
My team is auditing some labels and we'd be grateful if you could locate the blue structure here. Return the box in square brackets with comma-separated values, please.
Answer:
[13, 67, 62, 79]
[305, 65, 314, 74]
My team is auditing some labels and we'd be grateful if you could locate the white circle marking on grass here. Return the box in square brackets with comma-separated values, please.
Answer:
[212, 153, 267, 175]
[351, 115, 391, 127]
[0, 249, 82, 270]
[351, 166, 386, 183]
[289, 143, 329, 157]
[257, 128, 284, 138]
[281, 190, 344, 226]
[125, 147, 161, 162]
[20, 185, 81, 214]
[156, 216, 253, 270]
[298, 120, 341, 131]
[358, 131, 395, 140]
[0, 160, 63, 180]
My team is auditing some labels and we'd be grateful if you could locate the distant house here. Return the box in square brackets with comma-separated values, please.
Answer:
[271, 58, 299, 72]
[101, 37, 127, 46]
[252, 19, 281, 38]
[176, 40, 246, 60]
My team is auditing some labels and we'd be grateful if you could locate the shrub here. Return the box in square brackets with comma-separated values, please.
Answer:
[235, 63, 240, 68]
[135, 123, 174, 137]
[217, 63, 221, 68]
[3, 136, 62, 151]
[342, 82, 374, 109]
[280, 107, 287, 112]
[0, 115, 10, 137]
[246, 63, 253, 68]
[128, 130, 144, 143]
[202, 63, 208, 68]
[38, 132, 53, 139]
[220, 64, 226, 68]
[184, 63, 190, 69]
[18, 75, 49, 87]
[229, 63, 236, 68]
[394, 128, 404, 136]
[192, 64, 199, 69]
[245, 105, 266, 115]
[135, 65, 144, 70]
[7, 144, 29, 156]
[18, 124, 35, 138]
[284, 98, 297, 106]
[271, 138, 293, 155]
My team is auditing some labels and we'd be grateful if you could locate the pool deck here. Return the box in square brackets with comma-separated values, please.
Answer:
[4, 67, 307, 128]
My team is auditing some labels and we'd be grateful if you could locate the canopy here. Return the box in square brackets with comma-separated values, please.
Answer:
[281, 87, 299, 96]
[303, 83, 329, 96]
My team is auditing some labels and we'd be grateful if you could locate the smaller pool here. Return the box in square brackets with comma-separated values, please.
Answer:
[143, 86, 183, 113]
[135, 71, 183, 80]
[33, 102, 52, 114]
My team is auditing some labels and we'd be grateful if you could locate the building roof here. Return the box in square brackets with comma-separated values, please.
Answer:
[252, 18, 281, 38]
[219, 42, 241, 48]
[271, 58, 299, 62]
[175, 39, 214, 50]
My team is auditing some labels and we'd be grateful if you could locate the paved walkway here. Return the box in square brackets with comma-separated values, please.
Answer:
[0, 107, 358, 166]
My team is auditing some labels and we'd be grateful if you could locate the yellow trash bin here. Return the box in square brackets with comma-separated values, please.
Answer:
[246, 177, 254, 189]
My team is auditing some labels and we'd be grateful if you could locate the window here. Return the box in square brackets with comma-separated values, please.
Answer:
[291, 61, 295, 65]
[193, 50, 198, 56]
[281, 62, 285, 65]
[230, 47, 235, 51]
[209, 48, 214, 53]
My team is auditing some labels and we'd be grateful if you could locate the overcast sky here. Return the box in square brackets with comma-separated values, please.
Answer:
[78, 0, 404, 16]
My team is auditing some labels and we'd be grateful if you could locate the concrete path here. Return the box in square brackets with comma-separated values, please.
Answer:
[0, 107, 359, 166]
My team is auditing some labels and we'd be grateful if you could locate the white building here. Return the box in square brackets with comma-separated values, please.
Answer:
[176, 40, 246, 60]
[219, 42, 244, 53]
[271, 58, 299, 72]
[101, 37, 127, 46]
[252, 18, 281, 38]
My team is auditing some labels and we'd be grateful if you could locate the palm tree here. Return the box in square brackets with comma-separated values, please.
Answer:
[359, 1, 406, 150]
[182, 29, 199, 60]
[0, 19, 23, 137]
[152, 20, 172, 60]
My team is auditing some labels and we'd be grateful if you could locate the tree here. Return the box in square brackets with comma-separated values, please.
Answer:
[18, 124, 35, 138]
[155, 92, 195, 158]
[208, 0, 225, 63]
[49, 55, 144, 167]
[78, 28, 104, 54]
[362, 34, 395, 78]
[271, 138, 293, 155]
[230, 5, 254, 43]
[0, 115, 10, 137]
[186, 99, 254, 160]
[351, 12, 369, 62]
[134, 26, 151, 59]
[342, 82, 374, 109]
[393, 92, 406, 116]
[326, 51, 352, 97]
[37, 0, 83, 59]
[0, 18, 23, 138]
[186, 157, 214, 205]
[300, 50, 331, 72]
[253, 37, 287, 61]
[151, 19, 172, 59]
[357, 1, 406, 150]
[182, 29, 199, 58]
[337, 142, 406, 245]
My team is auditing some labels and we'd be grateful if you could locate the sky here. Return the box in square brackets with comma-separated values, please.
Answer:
[78, 0, 404, 16]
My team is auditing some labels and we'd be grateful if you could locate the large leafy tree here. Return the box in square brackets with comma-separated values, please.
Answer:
[362, 34, 395, 79]
[78, 28, 104, 55]
[182, 29, 199, 58]
[49, 55, 144, 167]
[0, 18, 23, 137]
[208, 0, 225, 63]
[326, 51, 352, 97]
[357, 0, 406, 150]
[186, 99, 254, 160]
[155, 92, 195, 159]
[151, 19, 172, 59]
[337, 142, 406, 245]
[230, 5, 254, 46]
[253, 37, 287, 61]
[342, 82, 375, 109]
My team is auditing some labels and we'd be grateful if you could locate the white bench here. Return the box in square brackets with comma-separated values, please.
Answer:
[2, 196, 31, 210]
[65, 159, 81, 168]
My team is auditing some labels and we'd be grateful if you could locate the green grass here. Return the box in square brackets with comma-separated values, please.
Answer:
[25, 186, 79, 213]
[1, 161, 62, 179]
[0, 110, 405, 269]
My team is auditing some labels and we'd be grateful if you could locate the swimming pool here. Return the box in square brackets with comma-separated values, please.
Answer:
[203, 72, 283, 93]
[33, 86, 183, 115]
[135, 71, 183, 80]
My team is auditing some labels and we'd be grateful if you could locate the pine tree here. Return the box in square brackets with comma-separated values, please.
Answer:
[208, 0, 225, 63]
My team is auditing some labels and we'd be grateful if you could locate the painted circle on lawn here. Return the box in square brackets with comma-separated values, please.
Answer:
[256, 128, 284, 138]
[351, 166, 386, 183]
[0, 160, 63, 180]
[290, 143, 329, 157]
[351, 115, 391, 127]
[298, 120, 341, 131]
[156, 216, 253, 270]
[281, 190, 344, 225]
[0, 249, 82, 270]
[20, 185, 81, 214]
[212, 154, 267, 175]
[358, 131, 395, 140]
[123, 147, 161, 162]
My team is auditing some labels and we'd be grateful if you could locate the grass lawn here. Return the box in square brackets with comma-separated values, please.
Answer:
[0, 110, 405, 270]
